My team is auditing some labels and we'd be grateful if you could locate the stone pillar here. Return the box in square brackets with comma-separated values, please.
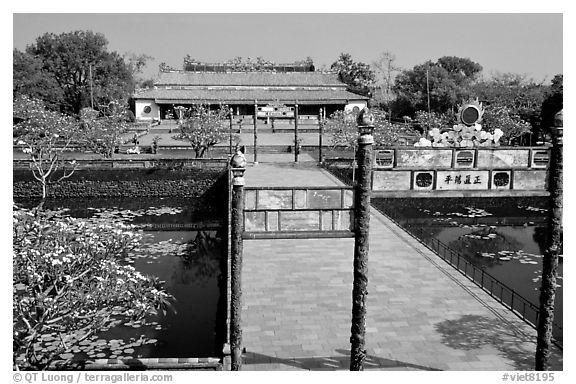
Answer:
[350, 108, 375, 371]
[230, 151, 246, 371]
[253, 100, 258, 164]
[535, 109, 563, 370]
[294, 102, 299, 162]
[229, 107, 234, 155]
[318, 108, 324, 163]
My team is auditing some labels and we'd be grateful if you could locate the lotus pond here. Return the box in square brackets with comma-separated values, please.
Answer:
[373, 196, 563, 340]
[15, 197, 227, 362]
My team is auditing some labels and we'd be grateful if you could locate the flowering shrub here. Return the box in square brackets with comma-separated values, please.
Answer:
[481, 103, 532, 145]
[13, 95, 78, 198]
[325, 108, 419, 149]
[413, 102, 529, 147]
[78, 101, 131, 159]
[13, 204, 173, 370]
[173, 104, 232, 158]
[414, 111, 453, 130]
[325, 110, 359, 151]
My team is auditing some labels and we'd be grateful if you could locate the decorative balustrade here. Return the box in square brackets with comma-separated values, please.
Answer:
[242, 186, 355, 239]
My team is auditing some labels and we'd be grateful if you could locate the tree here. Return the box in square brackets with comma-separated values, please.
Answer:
[22, 31, 135, 114]
[173, 104, 231, 158]
[413, 110, 453, 133]
[540, 75, 563, 141]
[124, 52, 154, 90]
[13, 204, 173, 370]
[331, 53, 376, 97]
[471, 73, 549, 144]
[326, 107, 418, 148]
[13, 95, 79, 199]
[372, 51, 401, 122]
[325, 109, 360, 151]
[124, 52, 153, 77]
[13, 49, 63, 108]
[482, 103, 532, 145]
[437, 56, 483, 80]
[393, 57, 482, 116]
[78, 101, 131, 159]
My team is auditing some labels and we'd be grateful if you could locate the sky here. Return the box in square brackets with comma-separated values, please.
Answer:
[12, 12, 563, 83]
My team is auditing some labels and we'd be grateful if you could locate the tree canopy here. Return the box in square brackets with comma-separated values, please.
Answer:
[13, 49, 63, 110]
[173, 105, 232, 158]
[13, 95, 79, 198]
[331, 53, 376, 97]
[15, 31, 139, 115]
[78, 101, 131, 159]
[393, 56, 482, 116]
[540, 74, 563, 138]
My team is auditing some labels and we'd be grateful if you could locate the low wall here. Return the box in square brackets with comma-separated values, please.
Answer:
[13, 158, 228, 199]
[243, 187, 354, 236]
[323, 146, 551, 197]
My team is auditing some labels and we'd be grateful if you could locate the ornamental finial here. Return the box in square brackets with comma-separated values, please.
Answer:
[554, 109, 563, 128]
[230, 149, 247, 169]
[357, 107, 375, 127]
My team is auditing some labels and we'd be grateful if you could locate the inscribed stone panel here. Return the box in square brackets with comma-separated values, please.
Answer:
[343, 190, 354, 208]
[476, 149, 529, 168]
[244, 211, 266, 232]
[395, 149, 452, 168]
[245, 190, 257, 210]
[258, 190, 293, 209]
[372, 171, 411, 191]
[333, 210, 353, 231]
[280, 211, 320, 231]
[436, 171, 489, 190]
[307, 189, 341, 209]
[321, 211, 333, 231]
[294, 189, 307, 209]
[513, 170, 547, 190]
[266, 211, 279, 231]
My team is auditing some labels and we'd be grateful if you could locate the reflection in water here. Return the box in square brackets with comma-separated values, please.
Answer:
[180, 231, 223, 281]
[131, 230, 224, 358]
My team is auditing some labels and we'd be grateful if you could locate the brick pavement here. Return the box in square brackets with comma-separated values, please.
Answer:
[239, 164, 563, 371]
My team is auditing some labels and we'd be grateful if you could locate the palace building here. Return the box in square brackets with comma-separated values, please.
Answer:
[132, 60, 368, 122]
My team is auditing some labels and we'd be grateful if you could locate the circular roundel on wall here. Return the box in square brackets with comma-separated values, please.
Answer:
[460, 105, 480, 126]
[415, 172, 433, 188]
[143, 106, 152, 114]
[493, 172, 510, 187]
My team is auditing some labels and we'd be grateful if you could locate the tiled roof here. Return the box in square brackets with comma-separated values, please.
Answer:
[154, 71, 344, 87]
[133, 88, 367, 104]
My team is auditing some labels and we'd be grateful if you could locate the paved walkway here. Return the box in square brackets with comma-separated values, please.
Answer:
[240, 164, 563, 371]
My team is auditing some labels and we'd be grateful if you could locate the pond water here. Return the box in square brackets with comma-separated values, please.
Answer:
[372, 196, 563, 340]
[15, 197, 227, 360]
